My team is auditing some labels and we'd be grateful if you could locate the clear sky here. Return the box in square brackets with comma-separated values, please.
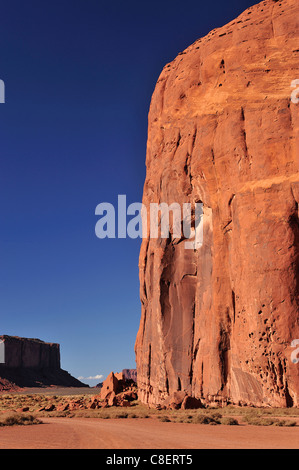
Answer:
[0, 0, 257, 386]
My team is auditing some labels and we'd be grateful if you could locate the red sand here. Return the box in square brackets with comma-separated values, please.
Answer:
[0, 418, 298, 449]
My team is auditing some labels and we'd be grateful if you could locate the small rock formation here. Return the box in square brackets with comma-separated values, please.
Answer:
[100, 372, 120, 399]
[93, 371, 138, 407]
[135, 0, 299, 408]
[163, 391, 187, 410]
[157, 391, 203, 410]
[94, 370, 136, 388]
[0, 335, 87, 390]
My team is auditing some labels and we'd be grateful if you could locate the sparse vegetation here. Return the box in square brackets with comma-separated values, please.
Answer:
[0, 413, 42, 426]
[243, 415, 297, 427]
[220, 405, 299, 418]
[158, 416, 171, 422]
[0, 393, 297, 427]
[193, 414, 221, 425]
[220, 417, 239, 425]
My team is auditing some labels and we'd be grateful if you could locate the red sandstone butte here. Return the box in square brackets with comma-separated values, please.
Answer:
[0, 336, 86, 390]
[135, 0, 299, 408]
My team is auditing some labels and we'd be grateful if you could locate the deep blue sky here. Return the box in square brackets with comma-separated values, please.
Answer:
[0, 0, 257, 386]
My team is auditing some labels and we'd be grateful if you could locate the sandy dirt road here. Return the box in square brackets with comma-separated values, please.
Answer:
[0, 417, 298, 449]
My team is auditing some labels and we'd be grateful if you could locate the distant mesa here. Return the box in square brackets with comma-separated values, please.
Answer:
[0, 335, 87, 392]
[122, 369, 137, 383]
[94, 381, 103, 388]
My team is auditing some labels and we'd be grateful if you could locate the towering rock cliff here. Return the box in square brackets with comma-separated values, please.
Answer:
[135, 0, 299, 407]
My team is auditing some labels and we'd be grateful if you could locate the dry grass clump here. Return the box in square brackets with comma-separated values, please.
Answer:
[37, 406, 150, 420]
[193, 414, 221, 425]
[158, 411, 236, 425]
[158, 416, 172, 422]
[243, 415, 297, 427]
[220, 405, 299, 418]
[0, 393, 92, 413]
[0, 413, 42, 426]
[220, 416, 239, 425]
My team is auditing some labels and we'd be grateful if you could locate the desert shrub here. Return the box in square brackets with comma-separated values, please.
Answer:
[273, 419, 297, 427]
[0, 413, 42, 426]
[193, 414, 220, 425]
[114, 412, 129, 419]
[244, 416, 296, 426]
[220, 417, 239, 425]
[262, 408, 299, 417]
[89, 412, 110, 419]
[244, 416, 274, 426]
[210, 412, 222, 420]
[139, 413, 150, 419]
[159, 416, 171, 422]
[174, 415, 192, 423]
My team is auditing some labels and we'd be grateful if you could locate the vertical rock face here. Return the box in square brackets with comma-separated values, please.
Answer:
[0, 335, 86, 389]
[1, 336, 60, 369]
[135, 0, 299, 407]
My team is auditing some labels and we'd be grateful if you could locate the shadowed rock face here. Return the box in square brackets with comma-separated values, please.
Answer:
[135, 0, 299, 407]
[0, 336, 87, 389]
[0, 335, 60, 369]
[122, 369, 137, 383]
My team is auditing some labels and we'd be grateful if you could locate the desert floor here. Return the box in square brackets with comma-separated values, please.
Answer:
[0, 417, 298, 449]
